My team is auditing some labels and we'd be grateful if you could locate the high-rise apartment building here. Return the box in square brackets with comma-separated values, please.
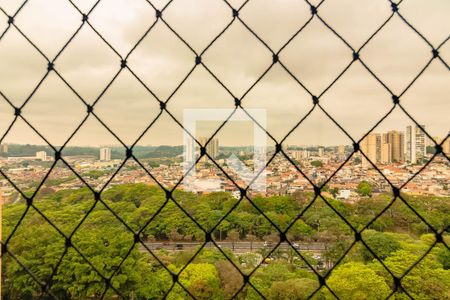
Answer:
[386, 130, 404, 163]
[185, 137, 195, 162]
[198, 137, 219, 159]
[291, 149, 310, 160]
[360, 133, 381, 166]
[1, 143, 8, 154]
[406, 125, 426, 164]
[36, 151, 47, 161]
[210, 138, 219, 158]
[318, 147, 324, 157]
[338, 145, 345, 157]
[303, 149, 310, 159]
[100, 147, 111, 161]
[380, 135, 391, 164]
[443, 134, 450, 156]
[415, 125, 426, 162]
[291, 150, 302, 160]
[406, 126, 416, 163]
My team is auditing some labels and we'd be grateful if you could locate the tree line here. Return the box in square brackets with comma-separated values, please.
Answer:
[0, 144, 183, 159]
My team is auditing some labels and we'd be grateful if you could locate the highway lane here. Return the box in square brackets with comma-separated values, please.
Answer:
[140, 241, 326, 253]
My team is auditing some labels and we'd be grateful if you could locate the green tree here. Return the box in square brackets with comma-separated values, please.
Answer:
[326, 262, 391, 299]
[178, 263, 223, 300]
[361, 230, 401, 261]
[216, 260, 243, 299]
[310, 160, 323, 168]
[269, 278, 318, 299]
[357, 181, 372, 197]
[438, 247, 450, 270]
[329, 187, 339, 198]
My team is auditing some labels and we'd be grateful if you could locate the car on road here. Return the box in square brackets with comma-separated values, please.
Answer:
[292, 242, 300, 249]
[175, 244, 184, 250]
[263, 241, 273, 248]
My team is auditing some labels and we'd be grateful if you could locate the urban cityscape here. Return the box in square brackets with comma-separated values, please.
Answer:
[1, 0, 449, 297]
[1, 124, 449, 204]
[1, 123, 449, 299]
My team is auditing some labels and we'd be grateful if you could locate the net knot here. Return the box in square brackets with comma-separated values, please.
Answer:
[272, 54, 279, 64]
[392, 186, 400, 198]
[391, 3, 398, 12]
[134, 234, 140, 244]
[200, 146, 206, 156]
[243, 274, 249, 283]
[392, 95, 400, 104]
[434, 144, 442, 154]
[312, 95, 319, 105]
[393, 276, 401, 289]
[126, 148, 133, 158]
[314, 186, 321, 196]
[432, 49, 439, 58]
[14, 107, 21, 116]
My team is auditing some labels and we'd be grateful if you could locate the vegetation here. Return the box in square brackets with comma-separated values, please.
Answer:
[2, 184, 449, 299]
[357, 180, 372, 197]
[310, 160, 323, 168]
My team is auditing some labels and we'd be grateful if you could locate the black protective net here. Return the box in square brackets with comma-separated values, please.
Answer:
[0, 0, 449, 299]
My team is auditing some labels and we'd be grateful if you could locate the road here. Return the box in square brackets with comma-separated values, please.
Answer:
[140, 241, 326, 253]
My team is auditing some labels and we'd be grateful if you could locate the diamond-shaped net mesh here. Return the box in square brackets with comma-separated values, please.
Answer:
[0, 0, 449, 299]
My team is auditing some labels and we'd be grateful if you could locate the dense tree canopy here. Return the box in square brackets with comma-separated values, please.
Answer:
[2, 184, 449, 299]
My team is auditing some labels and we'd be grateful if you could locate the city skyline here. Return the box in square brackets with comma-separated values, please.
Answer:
[1, 123, 448, 149]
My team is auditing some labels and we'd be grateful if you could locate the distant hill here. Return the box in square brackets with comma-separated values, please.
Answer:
[0, 144, 184, 159]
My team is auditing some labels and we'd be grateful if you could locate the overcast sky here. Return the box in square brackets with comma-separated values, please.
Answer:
[0, 0, 449, 147]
